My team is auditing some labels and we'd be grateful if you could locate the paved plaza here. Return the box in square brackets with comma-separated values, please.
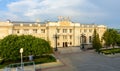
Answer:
[39, 48, 120, 71]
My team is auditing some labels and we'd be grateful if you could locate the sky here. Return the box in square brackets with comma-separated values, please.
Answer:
[0, 0, 120, 28]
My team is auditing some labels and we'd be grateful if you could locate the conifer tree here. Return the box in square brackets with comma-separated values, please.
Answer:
[92, 29, 102, 52]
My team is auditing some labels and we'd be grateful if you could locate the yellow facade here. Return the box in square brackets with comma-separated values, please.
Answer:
[0, 19, 107, 48]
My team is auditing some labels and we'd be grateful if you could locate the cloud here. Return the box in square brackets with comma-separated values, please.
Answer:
[0, 0, 120, 28]
[5, 0, 105, 21]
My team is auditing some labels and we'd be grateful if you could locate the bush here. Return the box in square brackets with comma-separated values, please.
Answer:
[34, 55, 56, 64]
[0, 59, 3, 64]
[0, 35, 53, 61]
[100, 48, 120, 55]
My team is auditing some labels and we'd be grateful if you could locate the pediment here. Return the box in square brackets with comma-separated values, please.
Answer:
[59, 21, 71, 26]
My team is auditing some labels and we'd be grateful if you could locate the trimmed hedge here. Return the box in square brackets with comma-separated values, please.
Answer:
[34, 55, 56, 64]
[100, 48, 120, 55]
[0, 55, 56, 69]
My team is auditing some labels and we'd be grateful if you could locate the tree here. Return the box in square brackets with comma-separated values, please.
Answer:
[92, 29, 102, 52]
[102, 29, 118, 48]
[116, 34, 120, 46]
[0, 35, 53, 61]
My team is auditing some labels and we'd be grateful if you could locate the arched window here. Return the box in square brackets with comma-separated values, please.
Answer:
[81, 34, 86, 44]
[83, 36, 86, 43]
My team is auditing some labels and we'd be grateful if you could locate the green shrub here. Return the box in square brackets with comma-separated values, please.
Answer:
[0, 59, 3, 64]
[34, 55, 56, 64]
[0, 35, 53, 61]
[100, 48, 120, 55]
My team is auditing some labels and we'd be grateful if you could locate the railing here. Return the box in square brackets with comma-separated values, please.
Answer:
[4, 61, 36, 71]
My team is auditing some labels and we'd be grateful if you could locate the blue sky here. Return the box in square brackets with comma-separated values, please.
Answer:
[0, 0, 120, 28]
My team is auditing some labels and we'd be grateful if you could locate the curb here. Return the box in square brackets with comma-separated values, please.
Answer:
[99, 53, 120, 57]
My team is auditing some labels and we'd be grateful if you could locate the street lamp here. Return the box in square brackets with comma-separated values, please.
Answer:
[81, 34, 85, 49]
[20, 48, 23, 70]
[54, 34, 58, 51]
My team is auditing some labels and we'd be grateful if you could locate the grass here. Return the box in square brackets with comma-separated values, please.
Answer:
[0, 55, 56, 69]
[100, 48, 120, 55]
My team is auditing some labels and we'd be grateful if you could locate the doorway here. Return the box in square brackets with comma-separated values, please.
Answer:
[63, 42, 68, 47]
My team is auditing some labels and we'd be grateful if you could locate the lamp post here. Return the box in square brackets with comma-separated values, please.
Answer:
[81, 34, 85, 49]
[54, 34, 58, 51]
[20, 48, 23, 70]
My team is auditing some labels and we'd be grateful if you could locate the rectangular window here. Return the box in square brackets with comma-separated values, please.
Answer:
[89, 36, 92, 43]
[41, 29, 45, 33]
[63, 29, 67, 33]
[63, 35, 67, 39]
[24, 29, 29, 34]
[69, 35, 72, 39]
[57, 29, 60, 33]
[33, 29, 37, 33]
[69, 29, 72, 33]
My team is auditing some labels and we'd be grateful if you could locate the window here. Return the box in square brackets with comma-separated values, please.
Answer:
[24, 29, 29, 34]
[70, 42, 72, 45]
[63, 29, 67, 33]
[81, 35, 86, 43]
[89, 29, 92, 32]
[89, 36, 92, 43]
[41, 29, 45, 33]
[69, 29, 72, 33]
[69, 35, 72, 39]
[63, 35, 67, 39]
[57, 29, 60, 33]
[33, 29, 37, 33]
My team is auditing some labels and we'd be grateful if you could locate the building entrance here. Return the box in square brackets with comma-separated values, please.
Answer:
[63, 42, 68, 47]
